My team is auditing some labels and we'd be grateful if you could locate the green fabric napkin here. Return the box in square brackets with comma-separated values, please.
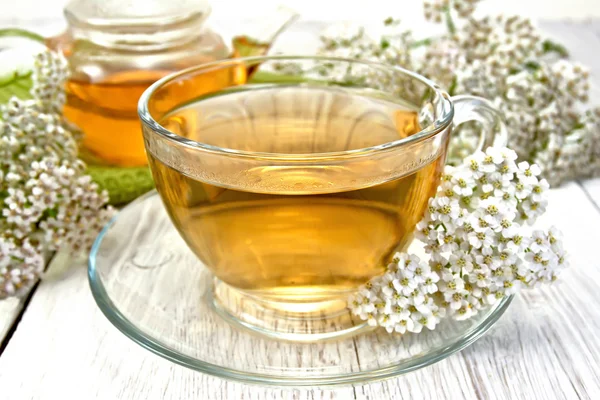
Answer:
[86, 165, 154, 205]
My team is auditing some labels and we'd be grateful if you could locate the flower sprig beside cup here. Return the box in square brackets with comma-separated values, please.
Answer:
[0, 51, 112, 299]
[349, 147, 568, 334]
[319, 0, 600, 186]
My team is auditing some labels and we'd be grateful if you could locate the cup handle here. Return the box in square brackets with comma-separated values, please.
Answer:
[450, 95, 508, 159]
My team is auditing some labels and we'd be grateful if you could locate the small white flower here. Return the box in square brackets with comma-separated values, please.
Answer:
[504, 231, 527, 253]
[448, 250, 474, 273]
[408, 287, 426, 305]
[422, 270, 440, 294]
[454, 207, 468, 227]
[485, 146, 508, 165]
[378, 313, 399, 333]
[454, 304, 475, 321]
[384, 300, 410, 320]
[451, 169, 476, 196]
[390, 292, 411, 308]
[408, 313, 425, 333]
[469, 265, 492, 288]
[524, 250, 558, 274]
[392, 253, 421, 272]
[480, 154, 498, 173]
[547, 225, 564, 253]
[366, 313, 379, 326]
[392, 274, 417, 296]
[503, 279, 524, 295]
[470, 211, 499, 233]
[431, 197, 461, 223]
[393, 317, 414, 334]
[530, 179, 550, 202]
[497, 248, 519, 266]
[529, 230, 551, 253]
[494, 182, 518, 206]
[437, 231, 459, 252]
[405, 259, 430, 284]
[465, 152, 487, 178]
[481, 171, 507, 194]
[468, 228, 496, 250]
[514, 180, 533, 200]
[428, 252, 448, 274]
[480, 198, 506, 223]
[380, 272, 397, 297]
[439, 274, 466, 294]
[520, 198, 548, 223]
[517, 161, 542, 185]
[412, 311, 440, 331]
[349, 288, 377, 317]
[474, 252, 503, 271]
[415, 220, 437, 243]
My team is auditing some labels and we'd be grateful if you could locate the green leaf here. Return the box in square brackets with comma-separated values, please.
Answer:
[0, 70, 33, 105]
[524, 61, 542, 71]
[542, 39, 569, 58]
[380, 38, 391, 50]
[42, 208, 59, 219]
[448, 76, 458, 96]
[0, 28, 43, 106]
[383, 17, 401, 27]
[410, 38, 433, 48]
[444, 6, 456, 35]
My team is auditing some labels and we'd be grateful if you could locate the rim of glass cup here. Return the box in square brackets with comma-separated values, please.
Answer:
[138, 55, 454, 161]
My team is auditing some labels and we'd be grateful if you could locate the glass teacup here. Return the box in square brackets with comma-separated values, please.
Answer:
[138, 56, 506, 341]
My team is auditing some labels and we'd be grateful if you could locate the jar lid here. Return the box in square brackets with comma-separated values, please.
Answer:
[64, 0, 211, 49]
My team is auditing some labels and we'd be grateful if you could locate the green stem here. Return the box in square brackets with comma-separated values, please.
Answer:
[411, 37, 433, 48]
[444, 6, 456, 35]
[448, 76, 458, 96]
[0, 28, 45, 44]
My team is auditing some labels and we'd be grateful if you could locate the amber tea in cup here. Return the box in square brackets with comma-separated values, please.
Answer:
[139, 56, 506, 341]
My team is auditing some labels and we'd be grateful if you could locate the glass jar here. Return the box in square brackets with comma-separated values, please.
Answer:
[55, 0, 230, 166]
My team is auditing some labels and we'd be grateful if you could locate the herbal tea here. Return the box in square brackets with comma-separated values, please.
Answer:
[148, 87, 444, 300]
[64, 67, 243, 166]
[64, 70, 166, 166]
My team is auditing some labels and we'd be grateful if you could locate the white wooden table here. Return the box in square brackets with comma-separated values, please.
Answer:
[1, 4, 600, 399]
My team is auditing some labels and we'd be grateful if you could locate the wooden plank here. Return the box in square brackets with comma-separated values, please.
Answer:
[0, 250, 55, 346]
[0, 298, 28, 343]
[581, 179, 600, 209]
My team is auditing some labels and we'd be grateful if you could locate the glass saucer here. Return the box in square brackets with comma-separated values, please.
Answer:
[88, 191, 512, 386]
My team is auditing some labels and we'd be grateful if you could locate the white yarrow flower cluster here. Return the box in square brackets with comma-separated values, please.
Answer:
[349, 253, 444, 334]
[318, 0, 600, 185]
[349, 147, 568, 332]
[424, 0, 482, 22]
[0, 50, 112, 299]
